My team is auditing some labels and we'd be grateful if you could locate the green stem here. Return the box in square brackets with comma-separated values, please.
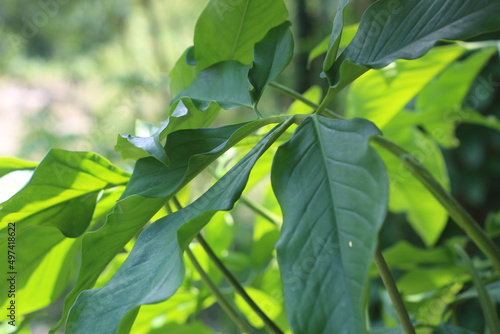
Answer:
[238, 196, 282, 226]
[374, 249, 416, 334]
[455, 245, 500, 334]
[172, 197, 284, 334]
[185, 247, 254, 334]
[196, 235, 284, 334]
[269, 81, 341, 119]
[372, 136, 500, 274]
[315, 87, 336, 115]
[269, 81, 500, 274]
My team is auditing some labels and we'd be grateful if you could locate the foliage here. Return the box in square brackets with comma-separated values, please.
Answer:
[1, 0, 500, 333]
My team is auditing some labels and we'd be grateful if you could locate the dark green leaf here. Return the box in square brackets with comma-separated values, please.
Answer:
[272, 116, 388, 334]
[326, 0, 500, 88]
[323, 0, 350, 70]
[174, 60, 253, 110]
[193, 0, 288, 70]
[65, 119, 294, 333]
[249, 21, 294, 104]
[115, 98, 220, 163]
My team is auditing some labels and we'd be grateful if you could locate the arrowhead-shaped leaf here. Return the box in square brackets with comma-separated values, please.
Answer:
[272, 116, 388, 334]
[326, 0, 500, 89]
[65, 119, 294, 333]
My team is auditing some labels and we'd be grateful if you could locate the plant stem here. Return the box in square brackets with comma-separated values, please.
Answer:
[374, 249, 416, 334]
[455, 245, 500, 334]
[185, 247, 254, 334]
[269, 81, 500, 274]
[315, 87, 336, 115]
[196, 234, 284, 334]
[269, 81, 342, 118]
[238, 196, 282, 226]
[372, 136, 500, 274]
[172, 197, 284, 334]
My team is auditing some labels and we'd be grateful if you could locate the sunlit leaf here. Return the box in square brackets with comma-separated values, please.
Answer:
[65, 119, 294, 333]
[193, 0, 288, 70]
[0, 158, 37, 178]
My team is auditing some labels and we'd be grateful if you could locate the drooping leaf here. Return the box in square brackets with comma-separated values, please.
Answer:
[272, 116, 388, 334]
[116, 98, 220, 163]
[0, 149, 130, 237]
[249, 21, 294, 104]
[65, 119, 294, 333]
[0, 157, 37, 178]
[326, 0, 500, 89]
[55, 117, 290, 333]
[193, 0, 288, 70]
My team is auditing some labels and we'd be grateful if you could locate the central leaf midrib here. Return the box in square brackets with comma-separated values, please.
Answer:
[230, 0, 251, 59]
[310, 117, 357, 328]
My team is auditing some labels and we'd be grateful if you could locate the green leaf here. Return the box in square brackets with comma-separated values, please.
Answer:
[346, 45, 465, 129]
[0, 226, 79, 320]
[272, 116, 388, 334]
[249, 21, 294, 104]
[309, 24, 358, 66]
[0, 149, 130, 237]
[397, 267, 467, 296]
[116, 98, 220, 163]
[375, 128, 449, 246]
[0, 158, 37, 178]
[65, 119, 294, 333]
[326, 0, 500, 88]
[169, 48, 198, 97]
[323, 0, 350, 70]
[193, 0, 288, 70]
[174, 61, 253, 110]
[56, 117, 291, 333]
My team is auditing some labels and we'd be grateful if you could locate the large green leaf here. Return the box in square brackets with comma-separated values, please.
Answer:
[0, 157, 37, 178]
[0, 149, 130, 237]
[54, 117, 289, 333]
[65, 119, 294, 333]
[193, 0, 288, 70]
[272, 116, 388, 334]
[249, 21, 294, 104]
[325, 0, 500, 88]
[346, 44, 465, 128]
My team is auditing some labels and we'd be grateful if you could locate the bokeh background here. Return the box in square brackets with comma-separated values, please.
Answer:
[1, 0, 499, 332]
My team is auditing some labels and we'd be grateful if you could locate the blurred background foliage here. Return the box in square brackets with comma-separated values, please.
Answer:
[1, 0, 499, 333]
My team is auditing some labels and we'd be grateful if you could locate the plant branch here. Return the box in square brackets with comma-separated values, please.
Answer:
[268, 81, 500, 274]
[455, 245, 500, 334]
[372, 136, 500, 274]
[172, 197, 284, 334]
[374, 249, 416, 334]
[185, 247, 254, 334]
[269, 82, 343, 118]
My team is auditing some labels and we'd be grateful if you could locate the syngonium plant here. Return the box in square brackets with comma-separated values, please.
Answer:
[1, 0, 500, 333]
